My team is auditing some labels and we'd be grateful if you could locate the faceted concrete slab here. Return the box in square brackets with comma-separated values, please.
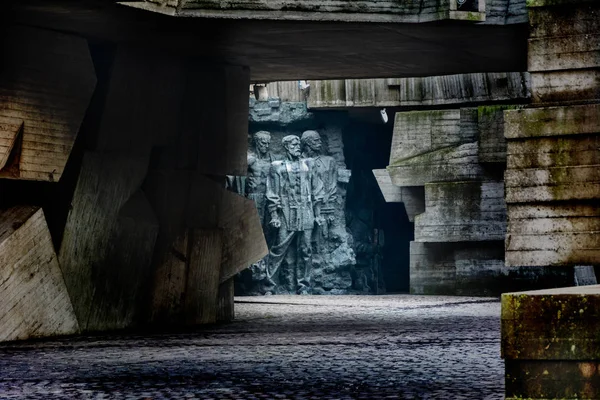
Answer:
[0, 206, 79, 342]
[0, 26, 96, 182]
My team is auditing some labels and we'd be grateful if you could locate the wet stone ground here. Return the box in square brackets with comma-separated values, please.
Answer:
[0, 295, 503, 399]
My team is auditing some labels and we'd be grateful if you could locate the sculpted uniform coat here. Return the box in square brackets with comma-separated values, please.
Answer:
[246, 151, 273, 225]
[266, 158, 324, 232]
[312, 154, 338, 211]
[265, 157, 324, 290]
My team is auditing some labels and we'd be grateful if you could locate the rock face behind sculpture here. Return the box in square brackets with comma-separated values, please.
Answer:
[236, 101, 356, 295]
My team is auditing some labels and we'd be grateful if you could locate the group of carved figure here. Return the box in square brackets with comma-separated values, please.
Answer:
[230, 130, 338, 294]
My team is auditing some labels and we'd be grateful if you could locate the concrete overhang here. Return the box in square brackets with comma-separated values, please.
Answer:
[8, 0, 528, 82]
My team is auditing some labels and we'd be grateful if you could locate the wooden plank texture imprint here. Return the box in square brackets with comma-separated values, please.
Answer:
[478, 105, 523, 164]
[504, 103, 600, 139]
[530, 70, 600, 103]
[390, 109, 463, 164]
[0, 206, 79, 342]
[184, 229, 223, 325]
[505, 203, 600, 267]
[415, 181, 506, 243]
[0, 26, 96, 181]
[58, 152, 153, 332]
[388, 142, 487, 187]
[308, 73, 530, 109]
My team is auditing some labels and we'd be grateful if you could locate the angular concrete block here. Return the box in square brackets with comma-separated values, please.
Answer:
[390, 109, 465, 164]
[530, 70, 600, 103]
[504, 103, 600, 139]
[415, 181, 506, 242]
[372, 169, 425, 221]
[502, 285, 600, 359]
[410, 241, 506, 296]
[185, 229, 223, 325]
[505, 166, 600, 203]
[502, 285, 600, 399]
[58, 151, 155, 332]
[0, 26, 96, 181]
[529, 34, 600, 72]
[507, 136, 600, 170]
[478, 105, 523, 164]
[506, 203, 600, 267]
[0, 206, 79, 342]
[388, 142, 486, 186]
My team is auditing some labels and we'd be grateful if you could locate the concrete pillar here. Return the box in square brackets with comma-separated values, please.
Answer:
[502, 0, 600, 398]
[57, 47, 266, 333]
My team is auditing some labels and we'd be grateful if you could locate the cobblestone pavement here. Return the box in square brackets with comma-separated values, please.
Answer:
[0, 295, 503, 399]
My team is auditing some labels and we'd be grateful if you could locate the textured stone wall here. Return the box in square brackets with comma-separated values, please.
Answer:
[307, 73, 531, 109]
[504, 0, 600, 272]
[502, 1, 600, 397]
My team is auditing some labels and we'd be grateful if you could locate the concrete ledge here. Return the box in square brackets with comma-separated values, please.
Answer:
[526, 0, 597, 8]
[502, 285, 600, 399]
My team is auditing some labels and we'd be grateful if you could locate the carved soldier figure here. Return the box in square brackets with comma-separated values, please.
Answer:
[301, 130, 338, 242]
[246, 131, 273, 226]
[266, 135, 324, 294]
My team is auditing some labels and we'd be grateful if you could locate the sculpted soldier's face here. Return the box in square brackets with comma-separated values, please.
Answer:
[306, 136, 322, 152]
[255, 136, 270, 155]
[285, 139, 302, 158]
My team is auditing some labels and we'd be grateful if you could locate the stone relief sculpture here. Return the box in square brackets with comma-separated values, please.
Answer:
[245, 131, 274, 227]
[266, 135, 324, 294]
[233, 127, 356, 295]
[301, 130, 338, 250]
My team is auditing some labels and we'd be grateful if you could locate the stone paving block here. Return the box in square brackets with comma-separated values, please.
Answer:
[0, 295, 504, 399]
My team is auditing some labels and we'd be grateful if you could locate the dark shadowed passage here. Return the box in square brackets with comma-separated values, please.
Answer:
[0, 295, 503, 399]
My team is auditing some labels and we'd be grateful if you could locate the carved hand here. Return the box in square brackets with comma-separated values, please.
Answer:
[269, 217, 281, 229]
[315, 216, 326, 226]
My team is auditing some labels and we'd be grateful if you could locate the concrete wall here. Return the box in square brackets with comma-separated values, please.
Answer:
[132, 0, 526, 24]
[0, 28, 266, 340]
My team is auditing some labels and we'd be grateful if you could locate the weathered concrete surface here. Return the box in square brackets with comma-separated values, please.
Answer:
[12, 1, 529, 82]
[387, 109, 490, 187]
[58, 152, 156, 332]
[415, 181, 506, 243]
[372, 169, 425, 221]
[308, 73, 531, 109]
[502, 285, 600, 399]
[383, 105, 513, 296]
[0, 206, 79, 342]
[527, 2, 600, 103]
[478, 105, 524, 164]
[504, 104, 600, 267]
[0, 26, 96, 182]
[124, 0, 524, 24]
[0, 295, 504, 399]
[410, 241, 507, 296]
